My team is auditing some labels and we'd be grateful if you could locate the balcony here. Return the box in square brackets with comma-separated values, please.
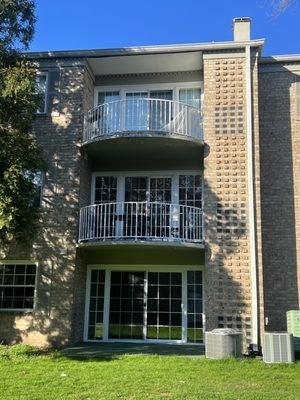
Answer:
[82, 99, 204, 170]
[78, 202, 204, 246]
[84, 98, 203, 143]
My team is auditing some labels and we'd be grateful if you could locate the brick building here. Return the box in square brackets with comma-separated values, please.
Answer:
[0, 18, 299, 350]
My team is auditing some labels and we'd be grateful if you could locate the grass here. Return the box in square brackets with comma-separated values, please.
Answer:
[0, 344, 299, 400]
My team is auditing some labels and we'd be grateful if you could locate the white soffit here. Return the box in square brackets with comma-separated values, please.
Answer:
[87, 51, 203, 75]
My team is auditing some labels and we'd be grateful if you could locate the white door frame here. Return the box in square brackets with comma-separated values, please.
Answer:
[94, 82, 204, 108]
[84, 264, 204, 345]
[90, 170, 202, 205]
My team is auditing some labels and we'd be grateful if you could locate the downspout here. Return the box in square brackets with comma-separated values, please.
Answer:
[245, 44, 258, 347]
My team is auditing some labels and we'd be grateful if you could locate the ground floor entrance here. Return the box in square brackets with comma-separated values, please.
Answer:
[84, 266, 203, 344]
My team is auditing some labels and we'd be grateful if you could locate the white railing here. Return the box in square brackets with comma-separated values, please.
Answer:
[79, 202, 204, 244]
[83, 98, 203, 143]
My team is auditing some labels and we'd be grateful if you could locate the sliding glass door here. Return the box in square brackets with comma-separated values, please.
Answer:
[86, 268, 204, 343]
[124, 90, 173, 132]
[124, 176, 172, 239]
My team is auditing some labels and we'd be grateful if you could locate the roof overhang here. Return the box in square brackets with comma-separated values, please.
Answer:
[25, 39, 265, 75]
[260, 54, 300, 64]
[25, 39, 265, 60]
[87, 51, 203, 74]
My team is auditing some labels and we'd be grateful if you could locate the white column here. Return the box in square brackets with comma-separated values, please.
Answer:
[102, 269, 111, 341]
[83, 268, 92, 341]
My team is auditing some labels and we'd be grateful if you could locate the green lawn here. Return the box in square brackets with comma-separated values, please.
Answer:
[0, 344, 299, 400]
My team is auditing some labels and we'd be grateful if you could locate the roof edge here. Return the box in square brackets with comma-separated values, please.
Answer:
[25, 39, 265, 59]
[260, 54, 300, 64]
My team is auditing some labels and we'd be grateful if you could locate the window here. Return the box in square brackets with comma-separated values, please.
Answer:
[35, 73, 48, 113]
[0, 263, 37, 310]
[32, 171, 44, 207]
[23, 170, 44, 207]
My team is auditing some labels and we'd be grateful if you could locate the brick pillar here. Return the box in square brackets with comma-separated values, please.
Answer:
[203, 51, 262, 348]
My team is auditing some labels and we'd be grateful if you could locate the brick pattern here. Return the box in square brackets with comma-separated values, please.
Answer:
[0, 63, 90, 346]
[204, 55, 253, 347]
[217, 315, 252, 344]
[259, 67, 300, 331]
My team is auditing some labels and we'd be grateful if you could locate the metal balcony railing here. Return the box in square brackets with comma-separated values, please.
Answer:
[83, 98, 203, 143]
[78, 202, 204, 244]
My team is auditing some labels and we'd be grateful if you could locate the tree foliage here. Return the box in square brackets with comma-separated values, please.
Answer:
[0, 0, 46, 243]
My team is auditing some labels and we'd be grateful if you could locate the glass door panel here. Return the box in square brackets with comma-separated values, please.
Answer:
[124, 177, 147, 238]
[149, 90, 173, 131]
[109, 271, 145, 339]
[179, 175, 202, 208]
[179, 88, 201, 109]
[87, 270, 105, 340]
[94, 176, 117, 204]
[149, 177, 172, 239]
[94, 176, 117, 238]
[179, 175, 203, 241]
[146, 272, 182, 340]
[125, 177, 147, 202]
[187, 271, 203, 343]
[98, 91, 120, 134]
[125, 92, 148, 131]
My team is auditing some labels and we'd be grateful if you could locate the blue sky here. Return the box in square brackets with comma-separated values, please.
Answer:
[30, 0, 300, 55]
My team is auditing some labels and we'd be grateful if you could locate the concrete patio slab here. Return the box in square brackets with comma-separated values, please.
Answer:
[61, 342, 205, 359]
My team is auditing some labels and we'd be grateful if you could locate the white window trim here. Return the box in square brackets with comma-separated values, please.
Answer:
[94, 81, 204, 108]
[0, 260, 38, 312]
[90, 170, 203, 205]
[36, 71, 49, 114]
[84, 264, 205, 345]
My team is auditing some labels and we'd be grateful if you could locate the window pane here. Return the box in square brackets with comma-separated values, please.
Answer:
[0, 264, 37, 310]
[179, 88, 201, 109]
[36, 74, 47, 113]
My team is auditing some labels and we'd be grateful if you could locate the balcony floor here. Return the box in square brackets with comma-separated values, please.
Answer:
[77, 239, 204, 250]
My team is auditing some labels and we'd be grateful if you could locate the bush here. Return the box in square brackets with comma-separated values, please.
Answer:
[0, 344, 51, 360]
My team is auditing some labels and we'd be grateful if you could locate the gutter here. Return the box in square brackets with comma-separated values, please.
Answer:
[245, 45, 259, 347]
[24, 39, 265, 60]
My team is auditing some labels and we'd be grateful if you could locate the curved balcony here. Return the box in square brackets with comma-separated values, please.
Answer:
[78, 202, 204, 246]
[84, 99, 203, 143]
[82, 99, 204, 169]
